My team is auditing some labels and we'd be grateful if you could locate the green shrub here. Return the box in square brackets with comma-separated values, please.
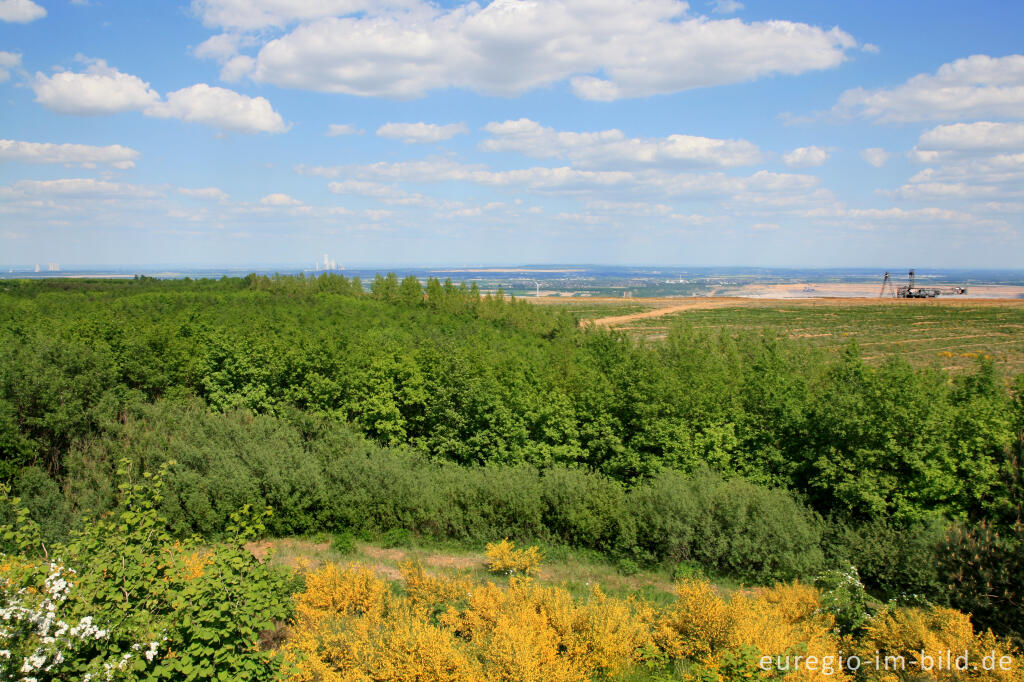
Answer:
[821, 517, 946, 602]
[331, 530, 356, 555]
[672, 561, 704, 581]
[629, 469, 824, 583]
[381, 527, 412, 548]
[617, 558, 640, 576]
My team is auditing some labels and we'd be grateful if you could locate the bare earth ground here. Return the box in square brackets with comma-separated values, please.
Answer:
[724, 282, 1024, 299]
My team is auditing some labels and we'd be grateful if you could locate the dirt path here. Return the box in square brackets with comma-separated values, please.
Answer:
[587, 297, 760, 327]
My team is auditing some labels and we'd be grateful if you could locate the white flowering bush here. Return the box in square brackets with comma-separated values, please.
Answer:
[0, 462, 295, 681]
[814, 563, 872, 635]
[0, 555, 163, 681]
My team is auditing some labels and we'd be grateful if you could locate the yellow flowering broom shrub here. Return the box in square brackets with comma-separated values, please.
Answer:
[483, 539, 543, 576]
[285, 564, 653, 681]
[656, 578, 847, 680]
[282, 560, 1022, 682]
[854, 605, 1024, 681]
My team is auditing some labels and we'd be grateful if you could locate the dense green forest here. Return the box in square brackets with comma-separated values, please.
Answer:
[1, 274, 1022, 640]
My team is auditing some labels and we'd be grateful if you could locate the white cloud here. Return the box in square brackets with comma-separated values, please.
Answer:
[891, 124, 1024, 204]
[178, 186, 230, 202]
[33, 60, 287, 134]
[377, 122, 468, 143]
[331, 158, 820, 201]
[260, 192, 302, 206]
[846, 207, 970, 222]
[894, 153, 1024, 201]
[193, 32, 251, 61]
[914, 121, 1024, 156]
[710, 0, 743, 15]
[751, 222, 779, 230]
[0, 0, 45, 23]
[327, 179, 431, 205]
[3, 178, 158, 197]
[585, 200, 673, 217]
[223, 0, 855, 100]
[0, 139, 140, 168]
[326, 123, 363, 136]
[193, 33, 260, 81]
[834, 54, 1024, 122]
[33, 59, 161, 115]
[0, 51, 21, 82]
[219, 55, 256, 82]
[147, 84, 287, 134]
[480, 118, 761, 168]
[861, 43, 880, 54]
[782, 145, 829, 167]
[861, 147, 890, 167]
[191, 0, 412, 32]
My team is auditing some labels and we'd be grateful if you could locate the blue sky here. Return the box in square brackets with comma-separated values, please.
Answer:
[1, 0, 1023, 268]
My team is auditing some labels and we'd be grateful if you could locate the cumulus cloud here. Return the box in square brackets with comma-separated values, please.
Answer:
[861, 147, 890, 167]
[32, 59, 287, 133]
[710, 0, 743, 15]
[192, 33, 261, 81]
[327, 179, 431, 205]
[894, 153, 1024, 200]
[913, 121, 1024, 158]
[326, 123, 363, 136]
[147, 84, 287, 133]
[585, 200, 673, 216]
[3, 177, 158, 197]
[480, 118, 761, 168]
[0, 139, 140, 168]
[190, 0, 413, 32]
[260, 192, 302, 206]
[178, 186, 230, 202]
[33, 59, 161, 115]
[0, 0, 45, 23]
[203, 0, 856, 100]
[0, 51, 21, 82]
[834, 54, 1024, 122]
[193, 32, 250, 61]
[322, 158, 820, 201]
[846, 207, 973, 222]
[782, 145, 829, 167]
[889, 123, 1024, 204]
[377, 122, 468, 143]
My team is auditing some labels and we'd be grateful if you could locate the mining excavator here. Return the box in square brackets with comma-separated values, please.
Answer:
[880, 270, 968, 298]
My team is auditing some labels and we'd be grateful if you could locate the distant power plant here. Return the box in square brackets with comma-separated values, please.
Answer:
[314, 253, 342, 272]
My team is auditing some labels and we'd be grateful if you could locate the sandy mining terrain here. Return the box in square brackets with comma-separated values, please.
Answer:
[723, 282, 1024, 299]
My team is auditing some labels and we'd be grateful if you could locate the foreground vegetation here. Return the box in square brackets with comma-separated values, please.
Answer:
[3, 475, 1021, 680]
[1, 274, 1023, 677]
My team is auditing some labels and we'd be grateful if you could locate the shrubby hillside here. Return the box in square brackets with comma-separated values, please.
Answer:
[1, 275, 1022, 649]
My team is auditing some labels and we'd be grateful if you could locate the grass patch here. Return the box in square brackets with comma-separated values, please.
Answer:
[254, 535, 745, 605]
[627, 300, 1024, 375]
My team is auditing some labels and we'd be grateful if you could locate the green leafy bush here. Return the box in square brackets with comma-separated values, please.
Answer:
[0, 462, 295, 680]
